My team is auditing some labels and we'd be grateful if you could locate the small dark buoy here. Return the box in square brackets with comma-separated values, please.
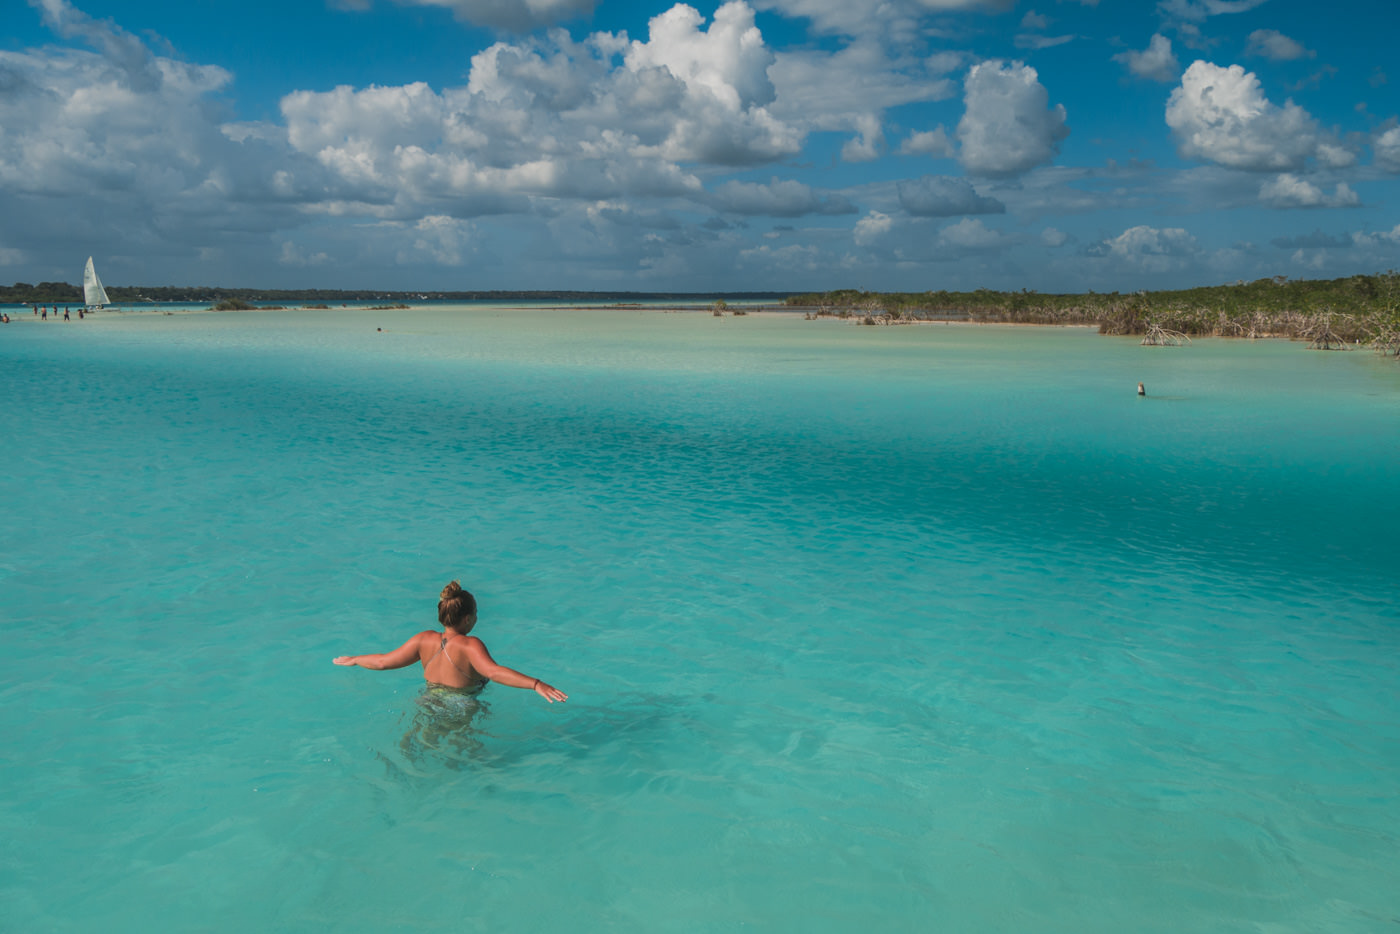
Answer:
[1137, 382, 1146, 396]
[377, 327, 382, 332]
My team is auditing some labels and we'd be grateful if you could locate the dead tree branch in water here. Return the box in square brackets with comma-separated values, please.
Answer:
[1303, 311, 1354, 350]
[1141, 324, 1191, 346]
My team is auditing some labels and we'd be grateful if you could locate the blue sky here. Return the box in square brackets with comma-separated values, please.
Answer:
[4, 0, 1398, 293]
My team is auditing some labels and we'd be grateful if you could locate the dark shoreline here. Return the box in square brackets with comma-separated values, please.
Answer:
[786, 273, 1400, 355]
[6, 272, 1397, 357]
[0, 285, 795, 305]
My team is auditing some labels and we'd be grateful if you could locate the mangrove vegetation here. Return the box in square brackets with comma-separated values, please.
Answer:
[787, 271, 1400, 355]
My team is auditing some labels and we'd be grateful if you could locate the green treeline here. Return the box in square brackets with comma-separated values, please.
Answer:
[7, 273, 1398, 355]
[2, 282, 85, 303]
[787, 272, 1400, 353]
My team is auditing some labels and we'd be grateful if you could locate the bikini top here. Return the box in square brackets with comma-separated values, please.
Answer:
[426, 634, 473, 677]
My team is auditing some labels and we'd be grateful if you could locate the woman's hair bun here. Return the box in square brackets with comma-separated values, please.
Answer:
[438, 580, 477, 628]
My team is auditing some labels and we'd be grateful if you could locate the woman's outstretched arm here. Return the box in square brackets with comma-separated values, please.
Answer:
[462, 637, 567, 703]
[334, 632, 426, 670]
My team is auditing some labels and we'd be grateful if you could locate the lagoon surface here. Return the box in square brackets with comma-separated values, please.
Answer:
[2, 305, 1398, 932]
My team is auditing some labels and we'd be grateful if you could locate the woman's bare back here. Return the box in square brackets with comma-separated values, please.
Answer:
[419, 632, 487, 690]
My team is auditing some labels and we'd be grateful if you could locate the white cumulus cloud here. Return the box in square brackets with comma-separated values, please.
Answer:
[0, 0, 316, 261]
[1258, 174, 1359, 209]
[1374, 126, 1400, 173]
[1089, 224, 1199, 272]
[854, 210, 893, 245]
[1350, 224, 1400, 249]
[1316, 142, 1357, 169]
[937, 217, 1003, 250]
[841, 113, 884, 162]
[627, 2, 777, 112]
[899, 126, 955, 157]
[1113, 34, 1179, 83]
[956, 60, 1069, 177]
[1166, 61, 1329, 171]
[279, 0, 805, 220]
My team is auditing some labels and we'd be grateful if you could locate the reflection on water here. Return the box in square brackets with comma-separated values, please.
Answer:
[397, 685, 492, 767]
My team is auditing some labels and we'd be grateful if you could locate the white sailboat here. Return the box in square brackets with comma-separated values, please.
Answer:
[83, 256, 111, 309]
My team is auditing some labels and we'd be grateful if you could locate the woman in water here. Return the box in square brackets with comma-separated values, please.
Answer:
[333, 581, 567, 703]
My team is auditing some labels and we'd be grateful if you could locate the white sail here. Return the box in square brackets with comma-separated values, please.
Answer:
[83, 256, 111, 307]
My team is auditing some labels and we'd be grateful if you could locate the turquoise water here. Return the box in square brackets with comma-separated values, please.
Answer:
[2, 307, 1397, 932]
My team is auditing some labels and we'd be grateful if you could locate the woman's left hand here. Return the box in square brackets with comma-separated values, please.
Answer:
[534, 681, 568, 703]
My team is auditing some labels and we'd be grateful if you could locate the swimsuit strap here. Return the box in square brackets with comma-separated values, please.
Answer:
[427, 633, 472, 676]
